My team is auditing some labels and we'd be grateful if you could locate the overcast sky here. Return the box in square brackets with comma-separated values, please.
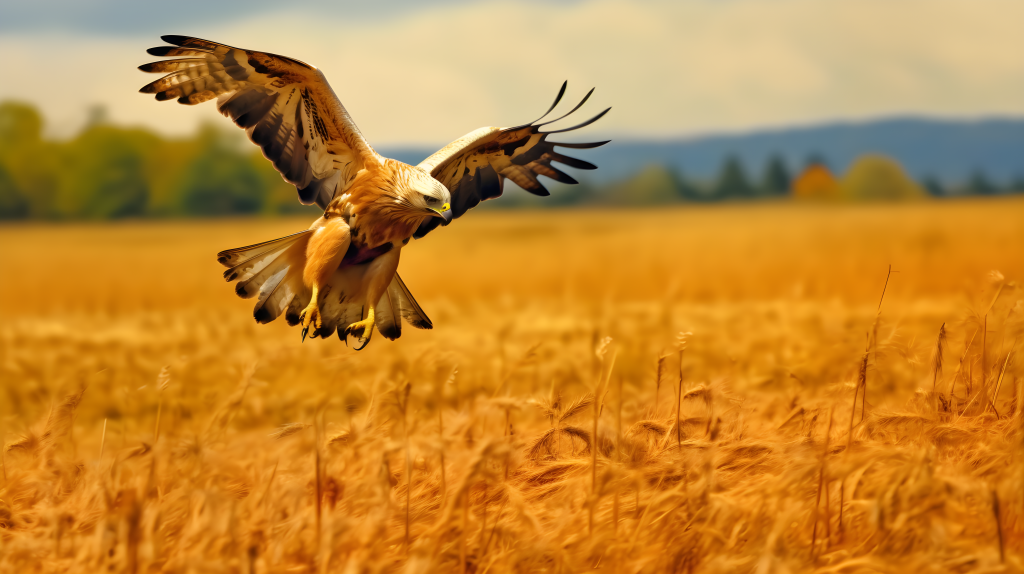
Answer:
[1, 0, 1022, 145]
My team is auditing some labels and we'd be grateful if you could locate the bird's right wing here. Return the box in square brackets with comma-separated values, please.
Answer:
[139, 35, 379, 210]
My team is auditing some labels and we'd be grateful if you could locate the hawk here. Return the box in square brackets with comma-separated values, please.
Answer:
[139, 35, 609, 349]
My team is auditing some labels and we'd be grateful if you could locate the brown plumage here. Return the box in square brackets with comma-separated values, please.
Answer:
[140, 35, 609, 349]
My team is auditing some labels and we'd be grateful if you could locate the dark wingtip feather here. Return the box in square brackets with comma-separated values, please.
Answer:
[146, 46, 176, 57]
[525, 181, 550, 197]
[542, 81, 568, 118]
[139, 77, 166, 94]
[551, 152, 598, 170]
[541, 107, 611, 134]
[507, 80, 569, 131]
[552, 139, 611, 150]
[161, 35, 191, 46]
[545, 167, 578, 185]
[537, 87, 595, 128]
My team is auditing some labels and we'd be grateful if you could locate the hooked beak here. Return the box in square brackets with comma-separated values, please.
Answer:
[432, 202, 453, 225]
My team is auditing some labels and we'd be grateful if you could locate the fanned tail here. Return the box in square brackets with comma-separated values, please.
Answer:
[218, 232, 433, 349]
[374, 273, 433, 342]
[318, 270, 433, 350]
[217, 230, 313, 325]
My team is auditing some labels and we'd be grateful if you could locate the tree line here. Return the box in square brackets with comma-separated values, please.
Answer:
[1, 101, 1020, 220]
[0, 101, 304, 220]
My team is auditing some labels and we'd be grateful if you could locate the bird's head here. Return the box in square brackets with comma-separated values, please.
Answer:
[403, 169, 453, 225]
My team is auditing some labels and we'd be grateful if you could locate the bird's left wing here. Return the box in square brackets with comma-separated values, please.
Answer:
[139, 35, 379, 210]
[414, 83, 610, 238]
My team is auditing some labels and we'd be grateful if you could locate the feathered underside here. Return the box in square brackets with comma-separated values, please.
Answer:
[216, 232, 431, 350]
[414, 82, 610, 238]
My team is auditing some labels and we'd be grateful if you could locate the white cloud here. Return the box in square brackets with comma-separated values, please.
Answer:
[1, 0, 1022, 144]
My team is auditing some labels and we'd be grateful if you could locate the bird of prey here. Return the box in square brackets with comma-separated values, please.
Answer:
[139, 35, 609, 349]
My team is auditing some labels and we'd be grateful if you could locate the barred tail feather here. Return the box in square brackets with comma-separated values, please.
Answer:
[391, 274, 433, 330]
[216, 230, 312, 325]
[216, 230, 312, 269]
[373, 273, 433, 342]
[376, 287, 402, 342]
[314, 264, 368, 342]
[217, 233, 432, 349]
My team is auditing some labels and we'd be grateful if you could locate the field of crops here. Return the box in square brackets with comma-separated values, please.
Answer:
[2, 197, 1023, 573]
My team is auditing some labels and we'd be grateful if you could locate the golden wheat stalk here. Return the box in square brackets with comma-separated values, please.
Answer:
[811, 406, 834, 559]
[933, 323, 946, 392]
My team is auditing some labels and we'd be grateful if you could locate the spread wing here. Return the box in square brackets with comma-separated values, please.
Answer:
[139, 35, 379, 210]
[414, 82, 610, 238]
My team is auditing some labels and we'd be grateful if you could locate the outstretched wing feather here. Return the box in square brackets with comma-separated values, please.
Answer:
[139, 35, 378, 210]
[414, 83, 609, 238]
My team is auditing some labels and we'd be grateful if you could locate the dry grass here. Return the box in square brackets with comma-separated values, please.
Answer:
[1, 198, 1024, 573]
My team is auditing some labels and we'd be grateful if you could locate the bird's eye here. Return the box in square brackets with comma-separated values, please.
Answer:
[425, 196, 440, 205]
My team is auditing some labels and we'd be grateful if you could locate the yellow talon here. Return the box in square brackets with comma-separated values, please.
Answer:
[344, 308, 375, 341]
[299, 286, 321, 341]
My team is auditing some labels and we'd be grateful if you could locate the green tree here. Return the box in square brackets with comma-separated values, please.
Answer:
[713, 155, 755, 199]
[0, 161, 28, 219]
[840, 155, 926, 201]
[804, 153, 829, 170]
[966, 170, 997, 195]
[254, 150, 316, 214]
[674, 168, 708, 202]
[176, 126, 267, 216]
[56, 125, 156, 219]
[0, 101, 43, 151]
[606, 164, 681, 205]
[759, 155, 791, 196]
[0, 101, 60, 217]
[921, 175, 945, 197]
[546, 180, 596, 207]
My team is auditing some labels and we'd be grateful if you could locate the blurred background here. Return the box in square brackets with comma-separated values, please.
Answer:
[2, 4, 1024, 570]
[1, 0, 1023, 219]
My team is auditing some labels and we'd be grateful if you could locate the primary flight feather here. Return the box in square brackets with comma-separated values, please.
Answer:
[139, 35, 610, 349]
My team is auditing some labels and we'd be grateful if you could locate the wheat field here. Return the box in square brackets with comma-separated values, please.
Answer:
[1, 198, 1023, 573]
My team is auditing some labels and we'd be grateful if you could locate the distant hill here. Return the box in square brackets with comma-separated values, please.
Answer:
[381, 117, 1024, 187]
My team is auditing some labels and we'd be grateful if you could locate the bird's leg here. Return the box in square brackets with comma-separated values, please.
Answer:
[345, 306, 376, 341]
[299, 285, 321, 341]
[300, 217, 351, 341]
[344, 246, 401, 343]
